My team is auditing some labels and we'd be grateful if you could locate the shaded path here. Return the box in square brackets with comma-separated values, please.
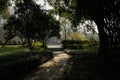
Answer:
[23, 38, 71, 80]
[23, 51, 70, 80]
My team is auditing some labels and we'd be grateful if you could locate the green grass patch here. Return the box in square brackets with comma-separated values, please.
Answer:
[0, 45, 29, 56]
[0, 45, 53, 80]
[65, 46, 99, 55]
[61, 40, 90, 49]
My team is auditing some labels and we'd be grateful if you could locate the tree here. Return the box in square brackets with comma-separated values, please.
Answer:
[47, 0, 120, 79]
[2, 15, 18, 48]
[75, 0, 120, 79]
[47, 0, 76, 40]
[49, 0, 120, 58]
[3, 0, 60, 50]
[0, 0, 11, 19]
[0, 0, 8, 14]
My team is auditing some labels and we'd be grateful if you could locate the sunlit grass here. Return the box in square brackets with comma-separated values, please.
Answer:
[0, 45, 53, 80]
[64, 46, 99, 55]
[0, 45, 46, 64]
[0, 45, 29, 56]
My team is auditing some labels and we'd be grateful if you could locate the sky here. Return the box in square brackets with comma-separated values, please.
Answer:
[8, 0, 99, 34]
[35, 0, 53, 10]
[35, 0, 45, 5]
[9, 0, 52, 14]
[0, 0, 53, 25]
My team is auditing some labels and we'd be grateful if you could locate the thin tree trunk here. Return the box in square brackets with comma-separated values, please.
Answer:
[28, 38, 32, 51]
[2, 39, 10, 48]
[43, 39, 47, 49]
[21, 38, 25, 47]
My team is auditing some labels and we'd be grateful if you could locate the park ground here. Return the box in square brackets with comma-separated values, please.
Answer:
[0, 45, 99, 80]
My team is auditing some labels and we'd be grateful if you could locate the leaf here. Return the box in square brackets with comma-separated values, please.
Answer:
[60, 12, 70, 18]
[1, 8, 10, 19]
[72, 32, 86, 40]
[71, 0, 76, 7]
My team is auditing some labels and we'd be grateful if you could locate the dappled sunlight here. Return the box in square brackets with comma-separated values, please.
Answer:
[40, 53, 70, 67]
[47, 45, 62, 48]
[23, 53, 71, 80]
[59, 53, 100, 80]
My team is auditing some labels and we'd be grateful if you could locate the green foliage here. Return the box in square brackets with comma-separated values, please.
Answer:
[0, 0, 11, 19]
[1, 7, 10, 19]
[0, 0, 8, 14]
[61, 40, 90, 49]
[61, 39, 98, 50]
[47, 0, 76, 27]
[0, 45, 28, 56]
[89, 40, 99, 47]
[0, 45, 53, 80]
[60, 12, 70, 19]
[3, 0, 60, 50]
[32, 41, 47, 51]
[65, 46, 99, 55]
[32, 41, 43, 47]
[0, 45, 53, 63]
[65, 44, 84, 49]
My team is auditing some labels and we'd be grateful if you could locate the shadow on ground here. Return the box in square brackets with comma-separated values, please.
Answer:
[59, 49, 120, 80]
[23, 53, 70, 80]
[102, 49, 120, 80]
[59, 53, 100, 80]
[0, 51, 53, 80]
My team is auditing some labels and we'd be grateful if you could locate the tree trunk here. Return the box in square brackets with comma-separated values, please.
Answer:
[95, 20, 109, 60]
[2, 39, 10, 48]
[21, 38, 26, 47]
[43, 39, 47, 49]
[28, 38, 32, 51]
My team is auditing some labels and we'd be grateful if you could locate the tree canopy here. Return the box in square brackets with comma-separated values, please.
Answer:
[3, 0, 60, 50]
[1, 0, 120, 53]
[48, 0, 120, 49]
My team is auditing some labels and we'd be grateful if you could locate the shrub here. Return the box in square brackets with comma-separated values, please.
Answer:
[81, 43, 89, 48]
[23, 41, 47, 51]
[89, 40, 99, 47]
[61, 40, 90, 49]
[32, 41, 47, 51]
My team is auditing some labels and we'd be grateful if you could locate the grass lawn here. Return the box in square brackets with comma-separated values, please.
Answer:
[0, 45, 29, 56]
[64, 46, 99, 55]
[0, 45, 53, 80]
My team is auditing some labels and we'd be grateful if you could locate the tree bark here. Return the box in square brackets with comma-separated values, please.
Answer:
[2, 39, 9, 48]
[95, 19, 109, 61]
[27, 38, 32, 51]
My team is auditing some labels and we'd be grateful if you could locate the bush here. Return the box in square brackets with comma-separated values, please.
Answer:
[32, 41, 47, 51]
[61, 40, 83, 45]
[89, 40, 99, 47]
[61, 40, 90, 49]
[81, 43, 89, 48]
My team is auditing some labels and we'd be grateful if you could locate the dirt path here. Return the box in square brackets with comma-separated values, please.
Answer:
[23, 52, 71, 80]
